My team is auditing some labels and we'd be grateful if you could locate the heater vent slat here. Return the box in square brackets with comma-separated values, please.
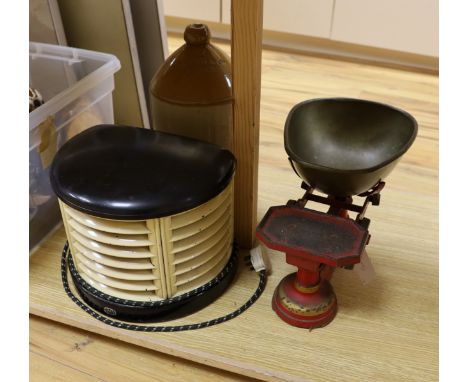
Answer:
[78, 263, 158, 291]
[59, 179, 234, 301]
[170, 201, 231, 242]
[170, 184, 231, 230]
[174, 228, 232, 276]
[163, 183, 234, 296]
[68, 219, 153, 247]
[171, 212, 231, 254]
[73, 241, 155, 269]
[79, 273, 161, 301]
[65, 207, 149, 234]
[172, 218, 231, 264]
[175, 240, 231, 290]
[72, 231, 153, 258]
[74, 252, 157, 281]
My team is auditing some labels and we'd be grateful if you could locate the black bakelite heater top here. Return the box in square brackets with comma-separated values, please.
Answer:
[50, 124, 236, 220]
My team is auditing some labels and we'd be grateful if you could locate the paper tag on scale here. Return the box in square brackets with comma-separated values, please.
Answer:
[353, 250, 376, 284]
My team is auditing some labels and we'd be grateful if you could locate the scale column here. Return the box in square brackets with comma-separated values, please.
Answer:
[272, 254, 338, 329]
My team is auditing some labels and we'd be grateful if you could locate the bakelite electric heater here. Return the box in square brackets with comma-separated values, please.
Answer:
[51, 125, 237, 322]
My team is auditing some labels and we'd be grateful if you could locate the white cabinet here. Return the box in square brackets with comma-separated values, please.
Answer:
[222, 0, 334, 39]
[331, 0, 438, 56]
[163, 0, 438, 58]
[162, 0, 220, 22]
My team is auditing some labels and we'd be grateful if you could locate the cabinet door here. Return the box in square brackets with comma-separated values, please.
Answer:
[331, 0, 438, 56]
[163, 0, 221, 22]
[222, 0, 334, 39]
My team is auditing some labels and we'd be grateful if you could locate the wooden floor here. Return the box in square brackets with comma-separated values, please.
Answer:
[30, 36, 438, 382]
[30, 315, 256, 382]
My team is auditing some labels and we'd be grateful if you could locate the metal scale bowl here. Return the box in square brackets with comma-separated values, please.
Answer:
[256, 98, 417, 329]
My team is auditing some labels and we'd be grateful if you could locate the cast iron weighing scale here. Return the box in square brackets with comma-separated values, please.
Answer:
[256, 98, 418, 329]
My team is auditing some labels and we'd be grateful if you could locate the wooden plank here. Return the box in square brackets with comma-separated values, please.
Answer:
[30, 315, 255, 382]
[30, 349, 96, 382]
[30, 36, 438, 382]
[231, 0, 264, 249]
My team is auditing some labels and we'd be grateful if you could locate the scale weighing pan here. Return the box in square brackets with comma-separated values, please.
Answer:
[284, 98, 418, 196]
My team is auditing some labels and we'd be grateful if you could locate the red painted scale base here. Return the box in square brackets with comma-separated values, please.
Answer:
[272, 273, 337, 329]
[256, 205, 370, 329]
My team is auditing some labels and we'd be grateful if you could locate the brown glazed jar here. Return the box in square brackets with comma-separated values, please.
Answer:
[149, 24, 233, 149]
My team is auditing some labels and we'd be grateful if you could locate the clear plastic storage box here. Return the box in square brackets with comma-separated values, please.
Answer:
[29, 42, 120, 252]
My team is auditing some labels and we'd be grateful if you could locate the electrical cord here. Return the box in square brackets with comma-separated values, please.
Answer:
[61, 242, 267, 332]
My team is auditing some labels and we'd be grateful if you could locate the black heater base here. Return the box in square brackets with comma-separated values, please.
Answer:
[67, 247, 238, 323]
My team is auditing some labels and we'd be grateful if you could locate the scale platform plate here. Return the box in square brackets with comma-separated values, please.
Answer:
[256, 205, 369, 267]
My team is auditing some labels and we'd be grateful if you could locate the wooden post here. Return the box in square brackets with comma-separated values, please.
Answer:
[231, 0, 264, 249]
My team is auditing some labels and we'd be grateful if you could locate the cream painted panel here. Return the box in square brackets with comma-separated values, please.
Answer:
[222, 0, 334, 38]
[163, 0, 221, 22]
[331, 0, 438, 56]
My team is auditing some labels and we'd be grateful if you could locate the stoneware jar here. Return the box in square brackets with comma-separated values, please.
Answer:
[149, 24, 233, 150]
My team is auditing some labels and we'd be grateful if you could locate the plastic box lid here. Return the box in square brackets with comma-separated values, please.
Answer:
[29, 42, 121, 149]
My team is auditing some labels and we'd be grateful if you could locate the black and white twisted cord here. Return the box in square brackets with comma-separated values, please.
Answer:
[61, 242, 266, 332]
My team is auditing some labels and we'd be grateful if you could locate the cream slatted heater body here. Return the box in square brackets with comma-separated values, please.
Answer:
[60, 182, 234, 301]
